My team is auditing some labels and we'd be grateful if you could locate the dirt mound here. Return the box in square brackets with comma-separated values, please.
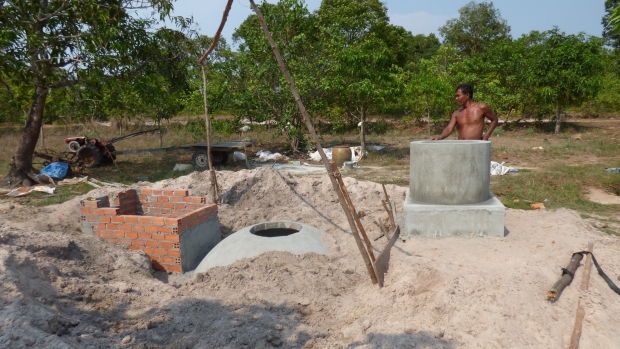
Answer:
[1, 169, 620, 348]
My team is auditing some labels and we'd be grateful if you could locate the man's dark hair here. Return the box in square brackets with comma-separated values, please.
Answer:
[456, 84, 474, 99]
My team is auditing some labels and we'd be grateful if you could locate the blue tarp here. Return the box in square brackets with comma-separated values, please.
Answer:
[37, 162, 69, 179]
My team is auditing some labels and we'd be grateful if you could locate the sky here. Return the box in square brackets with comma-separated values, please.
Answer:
[162, 0, 606, 43]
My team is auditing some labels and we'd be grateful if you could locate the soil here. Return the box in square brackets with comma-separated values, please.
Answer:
[1, 168, 620, 349]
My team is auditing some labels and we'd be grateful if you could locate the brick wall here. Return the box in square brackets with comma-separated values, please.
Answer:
[80, 189, 220, 273]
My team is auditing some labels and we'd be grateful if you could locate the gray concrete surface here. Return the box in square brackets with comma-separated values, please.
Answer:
[402, 190, 506, 238]
[180, 217, 221, 272]
[193, 221, 329, 275]
[410, 140, 491, 205]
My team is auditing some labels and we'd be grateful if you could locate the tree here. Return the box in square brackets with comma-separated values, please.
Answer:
[318, 0, 404, 153]
[0, 0, 181, 183]
[230, 0, 323, 152]
[526, 29, 603, 134]
[439, 1, 511, 55]
[602, 0, 620, 48]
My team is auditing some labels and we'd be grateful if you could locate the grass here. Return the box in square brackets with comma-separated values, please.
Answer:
[23, 183, 93, 207]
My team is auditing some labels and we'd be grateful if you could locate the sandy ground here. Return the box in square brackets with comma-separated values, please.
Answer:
[1, 168, 620, 349]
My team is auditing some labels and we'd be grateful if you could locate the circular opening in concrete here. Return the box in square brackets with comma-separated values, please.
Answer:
[250, 222, 302, 237]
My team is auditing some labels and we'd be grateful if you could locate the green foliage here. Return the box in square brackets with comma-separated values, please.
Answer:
[439, 1, 511, 55]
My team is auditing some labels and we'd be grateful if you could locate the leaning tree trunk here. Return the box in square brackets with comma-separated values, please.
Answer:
[554, 103, 562, 135]
[10, 86, 48, 180]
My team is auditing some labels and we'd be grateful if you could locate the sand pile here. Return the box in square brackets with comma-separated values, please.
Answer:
[1, 168, 619, 348]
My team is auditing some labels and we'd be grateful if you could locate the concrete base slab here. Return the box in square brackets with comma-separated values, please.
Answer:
[403, 190, 506, 238]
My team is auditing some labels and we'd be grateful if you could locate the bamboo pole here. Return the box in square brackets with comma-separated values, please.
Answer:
[330, 161, 375, 262]
[249, 0, 378, 284]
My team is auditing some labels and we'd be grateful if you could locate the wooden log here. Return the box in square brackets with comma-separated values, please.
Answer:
[580, 243, 594, 291]
[249, 0, 378, 284]
[547, 252, 584, 301]
[569, 300, 586, 349]
[330, 161, 375, 262]
[381, 184, 396, 229]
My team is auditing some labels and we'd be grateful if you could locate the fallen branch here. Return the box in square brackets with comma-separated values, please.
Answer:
[547, 252, 584, 301]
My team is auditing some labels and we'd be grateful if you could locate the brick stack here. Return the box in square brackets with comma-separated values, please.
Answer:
[80, 189, 218, 273]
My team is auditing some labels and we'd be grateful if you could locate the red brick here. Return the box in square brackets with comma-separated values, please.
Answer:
[165, 217, 179, 226]
[111, 216, 124, 223]
[153, 248, 166, 256]
[152, 234, 165, 240]
[159, 226, 172, 234]
[164, 234, 180, 242]
[168, 265, 182, 273]
[161, 256, 175, 264]
[151, 189, 162, 195]
[126, 231, 138, 239]
[163, 190, 174, 196]
[103, 208, 119, 215]
[145, 240, 159, 247]
[141, 189, 152, 195]
[124, 216, 138, 223]
[128, 246, 139, 251]
[126, 189, 137, 195]
[169, 196, 181, 203]
[153, 202, 163, 208]
[92, 208, 105, 215]
[113, 231, 125, 238]
[163, 202, 175, 209]
[138, 216, 152, 224]
[133, 224, 145, 232]
[118, 238, 133, 246]
[80, 207, 92, 214]
[95, 223, 107, 230]
[132, 239, 144, 246]
[83, 201, 99, 208]
[151, 217, 164, 226]
[88, 215, 97, 222]
[186, 203, 197, 210]
[100, 216, 111, 223]
[145, 226, 158, 233]
[173, 190, 189, 196]
[159, 241, 173, 249]
[141, 247, 153, 255]
[100, 230, 114, 238]
[119, 224, 133, 231]
[107, 224, 119, 230]
[167, 249, 181, 257]
[182, 197, 193, 203]
[138, 232, 151, 239]
[193, 197, 205, 204]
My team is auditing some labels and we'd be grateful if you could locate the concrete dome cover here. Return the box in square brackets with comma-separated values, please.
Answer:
[194, 221, 329, 274]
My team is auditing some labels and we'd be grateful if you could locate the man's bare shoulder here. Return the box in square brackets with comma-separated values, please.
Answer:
[472, 101, 491, 110]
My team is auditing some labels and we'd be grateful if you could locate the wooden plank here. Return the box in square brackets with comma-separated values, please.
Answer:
[373, 226, 400, 287]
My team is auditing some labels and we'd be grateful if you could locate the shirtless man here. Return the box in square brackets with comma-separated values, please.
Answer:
[430, 84, 499, 141]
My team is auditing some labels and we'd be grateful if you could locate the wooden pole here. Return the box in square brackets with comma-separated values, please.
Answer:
[567, 243, 595, 349]
[198, 0, 234, 64]
[569, 300, 586, 349]
[381, 184, 396, 229]
[330, 161, 375, 262]
[580, 243, 594, 291]
[249, 0, 378, 284]
[201, 64, 220, 204]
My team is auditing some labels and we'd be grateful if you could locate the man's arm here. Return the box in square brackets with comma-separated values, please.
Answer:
[482, 105, 499, 140]
[430, 113, 457, 140]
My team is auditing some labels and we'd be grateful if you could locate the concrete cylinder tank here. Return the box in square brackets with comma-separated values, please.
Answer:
[410, 140, 491, 205]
